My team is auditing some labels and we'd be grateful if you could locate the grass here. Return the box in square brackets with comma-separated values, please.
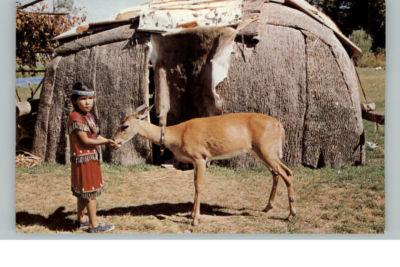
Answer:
[356, 52, 386, 68]
[357, 67, 385, 113]
[16, 65, 45, 78]
[15, 160, 384, 234]
[15, 67, 385, 234]
[16, 85, 42, 102]
[16, 68, 44, 101]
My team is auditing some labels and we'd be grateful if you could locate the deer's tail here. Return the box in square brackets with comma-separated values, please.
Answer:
[278, 123, 285, 159]
[278, 123, 292, 177]
[279, 161, 293, 177]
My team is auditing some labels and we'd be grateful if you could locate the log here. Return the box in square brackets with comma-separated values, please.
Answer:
[16, 69, 46, 73]
[16, 150, 42, 168]
[361, 102, 376, 112]
[19, 11, 69, 16]
[362, 110, 385, 125]
[16, 101, 31, 117]
[237, 0, 264, 37]
[55, 25, 136, 55]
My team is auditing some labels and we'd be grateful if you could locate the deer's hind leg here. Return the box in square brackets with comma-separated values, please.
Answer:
[276, 161, 296, 220]
[263, 173, 279, 213]
[254, 148, 296, 220]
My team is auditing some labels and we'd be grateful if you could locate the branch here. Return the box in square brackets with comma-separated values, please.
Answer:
[16, 68, 46, 73]
[20, 11, 70, 16]
[17, 0, 44, 10]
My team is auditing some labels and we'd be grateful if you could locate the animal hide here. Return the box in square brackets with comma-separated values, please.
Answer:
[150, 26, 239, 126]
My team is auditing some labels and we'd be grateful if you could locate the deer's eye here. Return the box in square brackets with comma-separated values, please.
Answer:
[120, 125, 129, 131]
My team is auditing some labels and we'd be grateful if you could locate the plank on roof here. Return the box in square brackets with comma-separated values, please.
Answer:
[138, 0, 243, 32]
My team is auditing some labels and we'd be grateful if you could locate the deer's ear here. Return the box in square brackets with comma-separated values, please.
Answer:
[137, 105, 153, 120]
[135, 104, 148, 113]
[121, 107, 134, 121]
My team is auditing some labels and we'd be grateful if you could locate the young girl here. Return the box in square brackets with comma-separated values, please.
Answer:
[67, 82, 119, 233]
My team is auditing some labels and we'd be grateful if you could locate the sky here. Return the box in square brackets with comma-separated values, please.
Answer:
[18, 0, 146, 22]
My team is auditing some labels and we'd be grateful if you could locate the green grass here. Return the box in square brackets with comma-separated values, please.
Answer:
[357, 67, 385, 113]
[16, 162, 157, 178]
[16, 85, 42, 101]
[101, 163, 157, 174]
[16, 65, 45, 78]
[16, 163, 69, 177]
[357, 67, 385, 169]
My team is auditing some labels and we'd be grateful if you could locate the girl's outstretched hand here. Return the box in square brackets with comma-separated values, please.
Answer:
[107, 139, 121, 149]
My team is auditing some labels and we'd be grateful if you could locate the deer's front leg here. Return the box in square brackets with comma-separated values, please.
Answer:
[191, 159, 206, 226]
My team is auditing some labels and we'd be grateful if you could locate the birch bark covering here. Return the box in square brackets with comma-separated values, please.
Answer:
[33, 1, 364, 168]
[32, 56, 62, 160]
[32, 27, 151, 165]
[216, 2, 364, 168]
[217, 25, 307, 168]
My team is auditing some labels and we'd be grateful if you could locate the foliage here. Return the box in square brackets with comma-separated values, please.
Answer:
[356, 52, 385, 68]
[54, 0, 85, 17]
[54, 0, 74, 12]
[306, 0, 385, 50]
[349, 29, 373, 53]
[349, 30, 385, 68]
[16, 1, 86, 69]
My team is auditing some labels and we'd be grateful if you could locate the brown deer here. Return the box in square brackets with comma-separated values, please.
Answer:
[113, 104, 296, 226]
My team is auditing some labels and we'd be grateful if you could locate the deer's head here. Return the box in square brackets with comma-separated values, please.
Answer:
[113, 104, 153, 146]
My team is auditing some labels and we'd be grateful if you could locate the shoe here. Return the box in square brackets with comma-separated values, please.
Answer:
[88, 224, 115, 233]
[75, 220, 90, 230]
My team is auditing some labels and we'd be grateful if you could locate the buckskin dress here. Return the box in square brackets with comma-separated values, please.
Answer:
[67, 111, 103, 199]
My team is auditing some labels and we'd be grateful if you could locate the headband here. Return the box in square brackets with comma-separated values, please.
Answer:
[71, 90, 95, 96]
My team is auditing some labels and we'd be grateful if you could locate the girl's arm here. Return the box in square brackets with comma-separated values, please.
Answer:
[98, 135, 121, 149]
[76, 131, 114, 146]
[97, 135, 121, 149]
[97, 135, 110, 143]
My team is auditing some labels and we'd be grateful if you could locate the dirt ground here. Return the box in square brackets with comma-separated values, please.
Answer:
[16, 163, 384, 234]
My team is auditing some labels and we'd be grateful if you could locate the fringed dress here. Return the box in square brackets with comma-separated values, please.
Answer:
[67, 111, 103, 199]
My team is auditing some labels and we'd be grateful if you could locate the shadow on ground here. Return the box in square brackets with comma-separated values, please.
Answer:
[16, 202, 251, 232]
[16, 206, 77, 232]
[97, 202, 250, 217]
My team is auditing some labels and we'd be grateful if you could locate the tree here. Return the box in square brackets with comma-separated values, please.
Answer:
[349, 29, 373, 53]
[16, 0, 86, 70]
[54, 0, 74, 12]
[54, 0, 86, 17]
[306, 0, 385, 50]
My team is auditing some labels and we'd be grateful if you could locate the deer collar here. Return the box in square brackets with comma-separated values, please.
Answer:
[160, 126, 166, 153]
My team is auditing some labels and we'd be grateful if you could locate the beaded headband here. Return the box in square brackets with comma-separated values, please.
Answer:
[71, 90, 95, 97]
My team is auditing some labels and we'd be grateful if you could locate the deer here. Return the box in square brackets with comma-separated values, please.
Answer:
[113, 104, 296, 226]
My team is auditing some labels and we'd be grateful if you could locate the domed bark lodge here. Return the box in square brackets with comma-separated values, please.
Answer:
[32, 0, 365, 168]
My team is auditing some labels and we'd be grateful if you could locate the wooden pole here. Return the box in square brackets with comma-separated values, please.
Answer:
[16, 69, 46, 73]
[20, 11, 69, 16]
[16, 101, 32, 117]
[31, 78, 44, 98]
[17, 0, 44, 10]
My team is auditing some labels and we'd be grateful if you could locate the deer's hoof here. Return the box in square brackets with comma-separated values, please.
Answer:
[285, 211, 297, 222]
[191, 219, 199, 226]
[263, 204, 273, 213]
